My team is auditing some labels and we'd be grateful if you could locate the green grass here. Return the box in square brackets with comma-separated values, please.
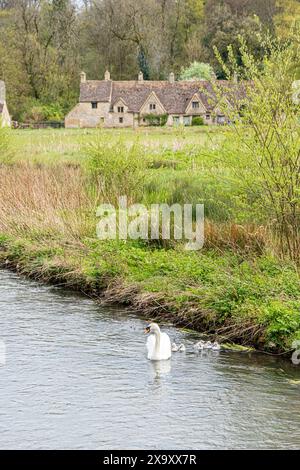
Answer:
[11, 127, 249, 223]
[11, 126, 223, 164]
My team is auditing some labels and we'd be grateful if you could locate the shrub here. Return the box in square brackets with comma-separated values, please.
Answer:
[191, 116, 204, 126]
[180, 62, 214, 81]
[214, 34, 300, 261]
[86, 137, 146, 205]
[21, 101, 64, 122]
[263, 301, 300, 350]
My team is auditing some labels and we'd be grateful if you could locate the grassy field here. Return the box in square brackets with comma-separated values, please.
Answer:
[0, 127, 300, 353]
[12, 127, 222, 163]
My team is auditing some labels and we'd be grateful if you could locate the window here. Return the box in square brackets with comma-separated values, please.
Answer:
[91, 102, 98, 109]
[150, 103, 156, 111]
[206, 113, 211, 120]
[192, 101, 199, 109]
[119, 117, 124, 124]
[118, 106, 124, 113]
[173, 116, 180, 126]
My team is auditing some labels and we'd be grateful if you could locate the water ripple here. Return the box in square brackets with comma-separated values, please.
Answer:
[0, 269, 300, 449]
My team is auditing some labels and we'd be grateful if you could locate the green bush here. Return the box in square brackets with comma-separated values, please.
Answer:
[263, 301, 300, 349]
[191, 116, 204, 126]
[180, 62, 214, 81]
[86, 137, 146, 204]
[20, 101, 64, 122]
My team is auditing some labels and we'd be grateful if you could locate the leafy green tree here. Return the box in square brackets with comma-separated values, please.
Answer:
[0, 0, 80, 120]
[202, 0, 267, 77]
[180, 61, 214, 80]
[214, 34, 300, 261]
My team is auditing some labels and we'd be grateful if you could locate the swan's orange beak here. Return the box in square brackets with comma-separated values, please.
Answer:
[144, 326, 150, 334]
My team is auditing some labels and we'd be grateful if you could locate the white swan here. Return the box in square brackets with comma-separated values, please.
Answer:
[172, 342, 186, 352]
[194, 340, 221, 352]
[194, 340, 205, 351]
[144, 323, 172, 361]
[212, 341, 221, 351]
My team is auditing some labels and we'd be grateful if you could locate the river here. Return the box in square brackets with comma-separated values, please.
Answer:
[0, 269, 299, 449]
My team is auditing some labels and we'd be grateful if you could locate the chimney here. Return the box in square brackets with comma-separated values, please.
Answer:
[138, 71, 144, 82]
[80, 71, 86, 83]
[0, 80, 5, 103]
[104, 70, 111, 81]
[169, 72, 175, 84]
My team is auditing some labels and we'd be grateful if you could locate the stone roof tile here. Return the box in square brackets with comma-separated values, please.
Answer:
[79, 79, 247, 114]
[80, 80, 112, 102]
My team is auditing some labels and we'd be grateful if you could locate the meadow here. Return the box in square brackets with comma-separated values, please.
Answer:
[0, 126, 299, 353]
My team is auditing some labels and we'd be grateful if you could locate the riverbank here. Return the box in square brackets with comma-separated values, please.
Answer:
[1, 128, 300, 354]
[1, 234, 299, 353]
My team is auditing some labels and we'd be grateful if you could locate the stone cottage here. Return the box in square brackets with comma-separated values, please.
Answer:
[0, 81, 11, 127]
[65, 71, 234, 129]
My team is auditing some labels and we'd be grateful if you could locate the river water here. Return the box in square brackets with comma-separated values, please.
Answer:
[0, 269, 299, 450]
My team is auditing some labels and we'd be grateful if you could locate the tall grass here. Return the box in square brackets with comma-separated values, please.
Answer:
[0, 126, 12, 164]
[0, 163, 94, 241]
[0, 129, 289, 258]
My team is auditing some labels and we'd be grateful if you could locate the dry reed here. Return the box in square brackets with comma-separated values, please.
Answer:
[0, 163, 94, 241]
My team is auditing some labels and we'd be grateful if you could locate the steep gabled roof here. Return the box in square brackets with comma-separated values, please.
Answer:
[111, 80, 213, 114]
[139, 90, 167, 113]
[79, 78, 247, 114]
[111, 81, 166, 112]
[112, 96, 128, 107]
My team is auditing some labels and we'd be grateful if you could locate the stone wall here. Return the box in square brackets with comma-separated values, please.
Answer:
[65, 101, 135, 128]
[65, 100, 215, 129]
[0, 81, 11, 127]
[0, 102, 11, 127]
[0, 81, 5, 104]
[65, 102, 111, 128]
[105, 112, 134, 128]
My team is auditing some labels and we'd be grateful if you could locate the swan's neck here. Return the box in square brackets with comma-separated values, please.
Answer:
[154, 330, 161, 354]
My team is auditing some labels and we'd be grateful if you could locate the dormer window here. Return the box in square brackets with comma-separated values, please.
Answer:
[91, 102, 98, 109]
[118, 106, 124, 113]
[150, 103, 156, 111]
[192, 101, 199, 109]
